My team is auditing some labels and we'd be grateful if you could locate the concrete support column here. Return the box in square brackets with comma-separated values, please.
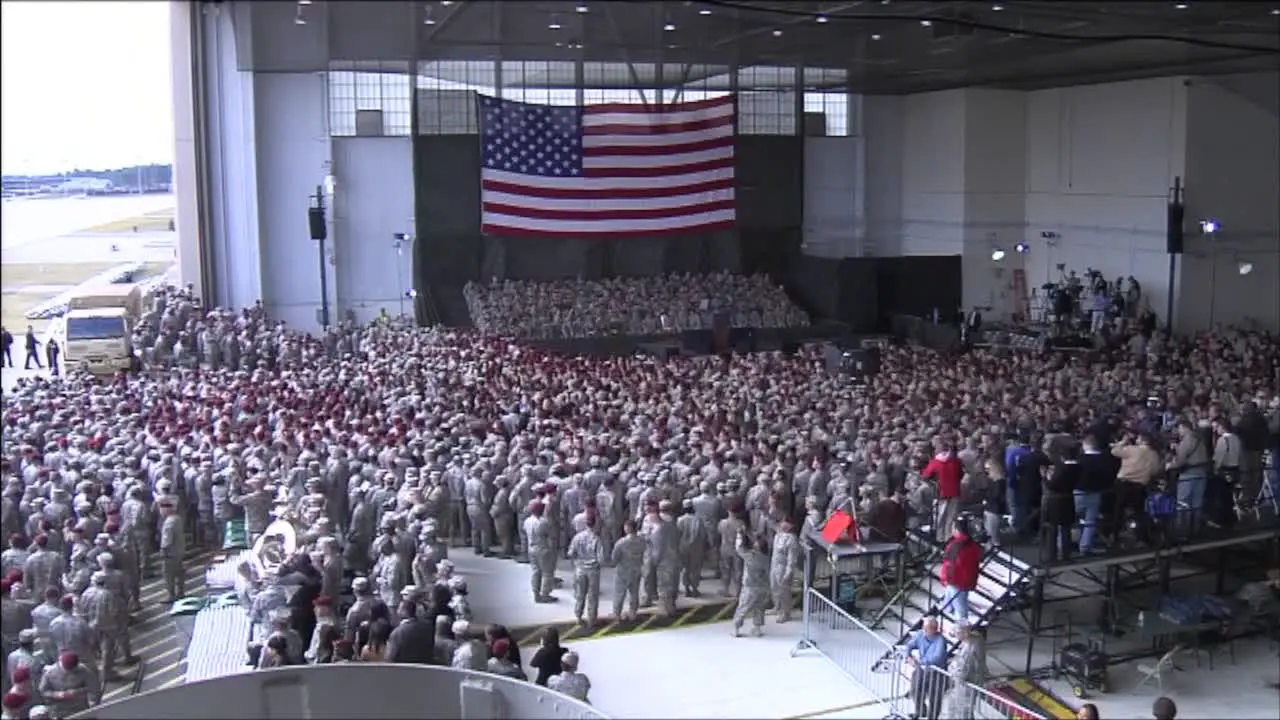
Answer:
[169, 0, 204, 298]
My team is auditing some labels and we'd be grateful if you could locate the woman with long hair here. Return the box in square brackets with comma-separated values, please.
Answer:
[529, 626, 568, 686]
[359, 619, 391, 662]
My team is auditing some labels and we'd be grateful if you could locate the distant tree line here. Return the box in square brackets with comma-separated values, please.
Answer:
[1, 163, 173, 190]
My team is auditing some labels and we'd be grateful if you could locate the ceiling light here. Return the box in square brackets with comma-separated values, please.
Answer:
[772, 29, 784, 37]
[992, 3, 1004, 10]
[816, 15, 829, 23]
[424, 14, 436, 25]
[440, 1, 453, 5]
[549, 16, 563, 30]
[297, 0, 312, 5]
[920, 19, 933, 27]
[699, 8, 712, 15]
[1174, 2, 1188, 8]
[1015, 242, 1030, 253]
[295, 14, 306, 25]
[1200, 219, 1219, 234]
[1272, 8, 1280, 15]
[1238, 261, 1254, 276]
[575, 3, 589, 12]
[991, 249, 1006, 262]
[664, 22, 676, 31]
[871, 33, 882, 40]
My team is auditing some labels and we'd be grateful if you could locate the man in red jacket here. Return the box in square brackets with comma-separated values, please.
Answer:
[923, 444, 964, 542]
[940, 518, 983, 627]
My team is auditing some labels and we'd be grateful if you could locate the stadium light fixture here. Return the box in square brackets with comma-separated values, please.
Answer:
[1014, 242, 1030, 253]
[991, 248, 1006, 261]
[1200, 219, 1219, 234]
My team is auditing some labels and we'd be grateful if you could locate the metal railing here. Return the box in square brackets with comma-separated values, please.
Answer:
[794, 588, 1048, 720]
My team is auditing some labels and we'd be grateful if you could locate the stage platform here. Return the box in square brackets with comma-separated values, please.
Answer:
[519, 320, 851, 358]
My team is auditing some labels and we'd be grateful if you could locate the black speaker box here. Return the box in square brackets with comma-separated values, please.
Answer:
[308, 206, 328, 241]
[1166, 202, 1184, 255]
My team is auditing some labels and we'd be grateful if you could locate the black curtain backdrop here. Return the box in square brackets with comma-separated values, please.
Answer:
[411, 135, 805, 325]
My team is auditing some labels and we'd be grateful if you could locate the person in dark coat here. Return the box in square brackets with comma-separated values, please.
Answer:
[529, 626, 568, 686]
[45, 338, 60, 376]
[280, 553, 323, 649]
[1041, 446, 1080, 563]
[23, 326, 41, 369]
[386, 601, 437, 664]
[1, 326, 13, 367]
[485, 624, 522, 668]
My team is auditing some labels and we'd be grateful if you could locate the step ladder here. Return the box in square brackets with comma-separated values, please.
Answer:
[873, 533, 1034, 671]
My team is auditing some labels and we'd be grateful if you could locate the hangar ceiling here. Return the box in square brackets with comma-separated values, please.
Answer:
[247, 1, 1280, 92]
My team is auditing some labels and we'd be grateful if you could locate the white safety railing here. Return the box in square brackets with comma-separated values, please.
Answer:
[793, 588, 1047, 720]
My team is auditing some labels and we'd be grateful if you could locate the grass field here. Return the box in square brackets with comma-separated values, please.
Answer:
[0, 261, 173, 335]
[82, 207, 176, 233]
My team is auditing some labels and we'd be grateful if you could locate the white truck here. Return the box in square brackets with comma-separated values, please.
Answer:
[59, 284, 146, 374]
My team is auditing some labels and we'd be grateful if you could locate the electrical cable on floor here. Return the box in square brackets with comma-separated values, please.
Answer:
[701, 0, 1280, 54]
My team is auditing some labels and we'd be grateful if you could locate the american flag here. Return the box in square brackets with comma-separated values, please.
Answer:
[478, 94, 737, 238]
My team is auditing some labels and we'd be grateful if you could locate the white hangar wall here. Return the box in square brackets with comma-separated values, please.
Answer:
[1181, 73, 1280, 333]
[864, 77, 1190, 321]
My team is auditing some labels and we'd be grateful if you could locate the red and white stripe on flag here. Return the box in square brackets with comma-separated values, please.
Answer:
[479, 94, 737, 238]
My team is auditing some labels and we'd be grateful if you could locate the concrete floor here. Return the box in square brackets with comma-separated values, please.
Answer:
[451, 548, 1280, 720]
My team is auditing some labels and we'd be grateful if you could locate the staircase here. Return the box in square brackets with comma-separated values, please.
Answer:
[872, 530, 1035, 670]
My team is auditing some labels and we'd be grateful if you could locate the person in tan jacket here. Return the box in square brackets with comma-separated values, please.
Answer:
[1167, 420, 1211, 533]
[1111, 433, 1161, 544]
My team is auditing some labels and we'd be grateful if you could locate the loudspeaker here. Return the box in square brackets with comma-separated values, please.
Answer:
[1166, 202, 1184, 254]
[308, 207, 327, 241]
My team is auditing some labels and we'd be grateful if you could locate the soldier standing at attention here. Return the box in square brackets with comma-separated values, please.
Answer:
[567, 515, 604, 626]
[769, 518, 802, 623]
[523, 501, 557, 603]
[79, 572, 127, 681]
[158, 497, 186, 603]
[610, 519, 645, 622]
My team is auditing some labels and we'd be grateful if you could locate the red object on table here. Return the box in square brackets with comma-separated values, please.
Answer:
[821, 509, 861, 544]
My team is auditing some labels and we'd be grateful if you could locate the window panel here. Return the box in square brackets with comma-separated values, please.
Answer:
[417, 60, 496, 135]
[327, 62, 411, 137]
[736, 66, 798, 136]
[804, 92, 849, 137]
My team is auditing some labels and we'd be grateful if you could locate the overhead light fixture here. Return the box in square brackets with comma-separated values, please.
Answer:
[816, 15, 829, 23]
[699, 8, 712, 15]
[549, 15, 563, 30]
[1174, 2, 1189, 8]
[575, 3, 589, 12]
[297, 0, 312, 5]
[1272, 8, 1280, 15]
[1238, 261, 1254, 275]
[1200, 218, 1220, 234]
[992, 3, 1004, 10]
[920, 19, 933, 26]
[294, 8, 306, 25]
[664, 21, 676, 31]
[1014, 242, 1030, 253]
[440, 1, 454, 5]
[991, 249, 1006, 261]
[773, 29, 784, 36]
[871, 33, 882, 40]
[424, 13, 436, 25]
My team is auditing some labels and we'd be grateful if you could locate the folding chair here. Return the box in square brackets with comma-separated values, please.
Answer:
[1135, 645, 1183, 691]
[1256, 475, 1280, 516]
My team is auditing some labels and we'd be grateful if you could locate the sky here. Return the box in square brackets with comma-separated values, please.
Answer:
[1, 1, 174, 176]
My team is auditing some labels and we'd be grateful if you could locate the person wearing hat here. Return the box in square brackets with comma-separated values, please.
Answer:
[546, 650, 591, 703]
[118, 487, 154, 579]
[157, 496, 186, 603]
[38, 652, 95, 716]
[80, 571, 129, 680]
[7, 629, 47, 698]
[566, 514, 604, 627]
[20, 537, 60, 603]
[523, 501, 558, 603]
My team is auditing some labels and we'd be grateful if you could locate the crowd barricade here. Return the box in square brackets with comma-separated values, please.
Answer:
[794, 588, 1048, 720]
[792, 587, 908, 713]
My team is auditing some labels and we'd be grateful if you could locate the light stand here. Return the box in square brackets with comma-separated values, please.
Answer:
[1164, 177, 1184, 338]
[393, 232, 414, 320]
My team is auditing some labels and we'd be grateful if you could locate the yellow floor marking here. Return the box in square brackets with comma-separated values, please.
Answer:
[145, 654, 188, 684]
[711, 601, 736, 622]
[1009, 677, 1075, 719]
[156, 674, 186, 690]
[590, 621, 620, 639]
[669, 604, 702, 628]
[783, 698, 884, 719]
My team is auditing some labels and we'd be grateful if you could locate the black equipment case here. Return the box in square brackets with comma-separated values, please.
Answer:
[1056, 641, 1110, 697]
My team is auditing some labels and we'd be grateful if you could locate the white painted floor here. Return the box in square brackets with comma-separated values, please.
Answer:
[458, 548, 1280, 719]
[449, 547, 726, 629]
